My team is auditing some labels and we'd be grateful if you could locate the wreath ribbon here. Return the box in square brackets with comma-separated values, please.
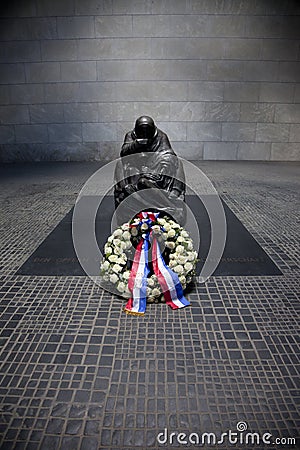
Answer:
[124, 212, 190, 316]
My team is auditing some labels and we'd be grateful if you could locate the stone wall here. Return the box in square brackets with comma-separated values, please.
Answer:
[0, 0, 299, 162]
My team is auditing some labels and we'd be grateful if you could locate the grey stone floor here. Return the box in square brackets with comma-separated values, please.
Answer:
[0, 161, 299, 450]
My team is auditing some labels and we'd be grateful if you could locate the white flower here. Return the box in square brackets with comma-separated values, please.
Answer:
[101, 260, 110, 271]
[187, 251, 195, 261]
[167, 229, 176, 238]
[124, 240, 132, 250]
[113, 246, 122, 255]
[174, 265, 184, 274]
[123, 271, 130, 280]
[119, 241, 127, 250]
[121, 223, 130, 231]
[177, 255, 187, 265]
[157, 218, 166, 226]
[112, 264, 122, 273]
[113, 228, 123, 238]
[104, 245, 112, 255]
[107, 236, 114, 243]
[117, 281, 126, 293]
[122, 230, 131, 241]
[165, 241, 175, 250]
[152, 288, 161, 297]
[109, 273, 118, 284]
[187, 241, 193, 250]
[164, 223, 171, 232]
[176, 245, 185, 254]
[113, 238, 121, 247]
[148, 276, 155, 287]
[179, 275, 186, 285]
[141, 223, 148, 231]
[131, 227, 138, 236]
[162, 233, 168, 240]
[169, 260, 177, 268]
[152, 225, 161, 234]
[108, 254, 118, 263]
[176, 235, 185, 243]
[184, 262, 193, 272]
[116, 257, 126, 265]
[181, 230, 189, 238]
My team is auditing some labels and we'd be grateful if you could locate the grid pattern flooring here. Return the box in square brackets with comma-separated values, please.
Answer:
[0, 161, 299, 449]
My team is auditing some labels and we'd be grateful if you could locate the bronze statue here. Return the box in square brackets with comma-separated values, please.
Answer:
[114, 116, 186, 223]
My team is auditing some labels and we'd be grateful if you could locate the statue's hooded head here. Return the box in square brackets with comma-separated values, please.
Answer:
[134, 116, 157, 140]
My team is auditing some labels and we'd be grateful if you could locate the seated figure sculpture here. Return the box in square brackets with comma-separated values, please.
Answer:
[114, 116, 186, 224]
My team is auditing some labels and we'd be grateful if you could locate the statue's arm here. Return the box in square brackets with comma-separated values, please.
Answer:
[113, 159, 138, 207]
[120, 132, 142, 157]
[153, 132, 177, 178]
[169, 159, 186, 199]
[160, 132, 173, 152]
[152, 133, 185, 199]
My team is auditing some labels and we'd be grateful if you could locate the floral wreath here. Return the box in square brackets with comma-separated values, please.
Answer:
[100, 211, 197, 316]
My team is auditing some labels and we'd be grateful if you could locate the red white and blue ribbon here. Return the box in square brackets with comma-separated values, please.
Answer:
[151, 236, 190, 311]
[125, 231, 150, 315]
[124, 212, 190, 316]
